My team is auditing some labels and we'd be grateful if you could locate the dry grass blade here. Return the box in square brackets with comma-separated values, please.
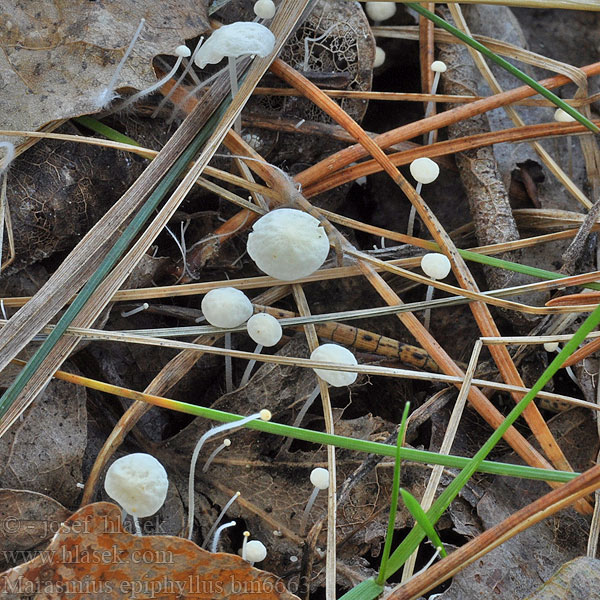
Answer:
[419, 3, 436, 122]
[382, 1, 600, 10]
[270, 59, 581, 487]
[385, 463, 600, 600]
[268, 59, 588, 507]
[0, 0, 314, 436]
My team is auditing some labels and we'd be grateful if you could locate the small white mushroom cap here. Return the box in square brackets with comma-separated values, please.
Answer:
[310, 467, 330, 490]
[431, 60, 447, 73]
[175, 45, 192, 58]
[104, 453, 168, 518]
[554, 108, 576, 123]
[201, 287, 253, 328]
[246, 313, 283, 347]
[410, 157, 440, 184]
[245, 540, 267, 562]
[247, 209, 330, 281]
[365, 2, 397, 21]
[194, 22, 276, 69]
[254, 0, 276, 19]
[544, 341, 559, 352]
[374, 46, 386, 68]
[421, 253, 451, 280]
[310, 344, 358, 387]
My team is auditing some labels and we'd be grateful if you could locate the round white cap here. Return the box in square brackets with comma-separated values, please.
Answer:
[431, 60, 447, 73]
[310, 467, 330, 490]
[175, 45, 191, 58]
[421, 253, 451, 280]
[247, 209, 330, 281]
[410, 157, 440, 184]
[554, 108, 576, 123]
[254, 0, 276, 19]
[543, 341, 559, 352]
[201, 287, 253, 328]
[374, 46, 386, 68]
[310, 344, 358, 387]
[246, 313, 283, 347]
[245, 540, 267, 562]
[194, 22, 276, 69]
[104, 453, 169, 517]
[365, 2, 397, 22]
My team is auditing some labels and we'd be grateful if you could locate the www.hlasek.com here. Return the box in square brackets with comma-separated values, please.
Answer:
[0, 575, 290, 598]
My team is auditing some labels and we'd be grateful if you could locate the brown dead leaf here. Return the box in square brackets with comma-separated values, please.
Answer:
[0, 490, 70, 554]
[0, 1, 209, 136]
[0, 502, 299, 599]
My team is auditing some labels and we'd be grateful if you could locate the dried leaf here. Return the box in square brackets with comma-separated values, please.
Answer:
[0, 502, 299, 599]
[0, 1, 209, 135]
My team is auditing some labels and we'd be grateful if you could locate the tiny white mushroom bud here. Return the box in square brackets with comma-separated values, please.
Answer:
[247, 209, 330, 281]
[175, 45, 192, 58]
[544, 341, 560, 352]
[244, 540, 267, 563]
[373, 46, 386, 68]
[104, 453, 168, 518]
[310, 344, 358, 387]
[554, 108, 576, 123]
[201, 287, 253, 328]
[365, 2, 397, 22]
[254, 0, 276, 19]
[310, 467, 330, 490]
[421, 253, 452, 280]
[410, 157, 440, 184]
[431, 60, 447, 73]
[246, 313, 283, 347]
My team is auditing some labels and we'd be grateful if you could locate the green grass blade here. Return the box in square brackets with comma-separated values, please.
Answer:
[382, 300, 600, 578]
[377, 402, 411, 585]
[337, 579, 383, 600]
[75, 116, 142, 147]
[0, 105, 229, 422]
[407, 3, 599, 133]
[399, 488, 447, 557]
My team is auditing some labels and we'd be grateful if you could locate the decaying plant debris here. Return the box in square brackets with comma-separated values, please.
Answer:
[0, 1, 599, 599]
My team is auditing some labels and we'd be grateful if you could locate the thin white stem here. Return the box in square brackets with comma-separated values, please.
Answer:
[242, 531, 250, 560]
[187, 412, 266, 539]
[0, 142, 15, 173]
[133, 516, 142, 537]
[210, 520, 236, 553]
[202, 439, 231, 472]
[202, 491, 240, 548]
[121, 303, 149, 318]
[169, 68, 223, 124]
[152, 37, 204, 118]
[240, 344, 263, 387]
[300, 487, 320, 534]
[228, 57, 241, 134]
[96, 19, 145, 108]
[281, 384, 320, 454]
[224, 332, 233, 393]
[115, 55, 185, 113]
[423, 284, 434, 331]
[424, 71, 441, 122]
[407, 182, 423, 237]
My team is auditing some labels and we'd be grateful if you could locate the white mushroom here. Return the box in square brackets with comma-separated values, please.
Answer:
[301, 467, 330, 532]
[247, 209, 330, 281]
[410, 157, 440, 185]
[431, 60, 447, 73]
[420, 253, 452, 330]
[374, 46, 386, 68]
[104, 453, 169, 533]
[246, 313, 283, 347]
[310, 344, 358, 387]
[201, 287, 253, 328]
[365, 2, 397, 22]
[244, 540, 268, 564]
[554, 108, 576, 123]
[253, 0, 277, 19]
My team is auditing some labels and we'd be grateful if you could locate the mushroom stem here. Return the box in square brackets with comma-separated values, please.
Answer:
[424, 71, 441, 123]
[132, 516, 142, 537]
[121, 303, 149, 318]
[423, 284, 435, 331]
[242, 531, 250, 560]
[187, 410, 271, 539]
[210, 520, 236, 553]
[153, 37, 205, 118]
[0, 142, 15, 174]
[406, 182, 423, 237]
[168, 68, 223, 125]
[228, 56, 241, 134]
[224, 332, 233, 393]
[202, 438, 232, 473]
[240, 344, 263, 387]
[201, 491, 241, 548]
[300, 487, 321, 534]
[280, 384, 320, 455]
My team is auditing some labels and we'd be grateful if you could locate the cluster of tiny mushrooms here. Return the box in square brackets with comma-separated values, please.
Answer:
[95, 0, 455, 564]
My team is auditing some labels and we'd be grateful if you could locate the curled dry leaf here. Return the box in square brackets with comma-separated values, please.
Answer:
[0, 502, 299, 599]
[0, 1, 209, 136]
